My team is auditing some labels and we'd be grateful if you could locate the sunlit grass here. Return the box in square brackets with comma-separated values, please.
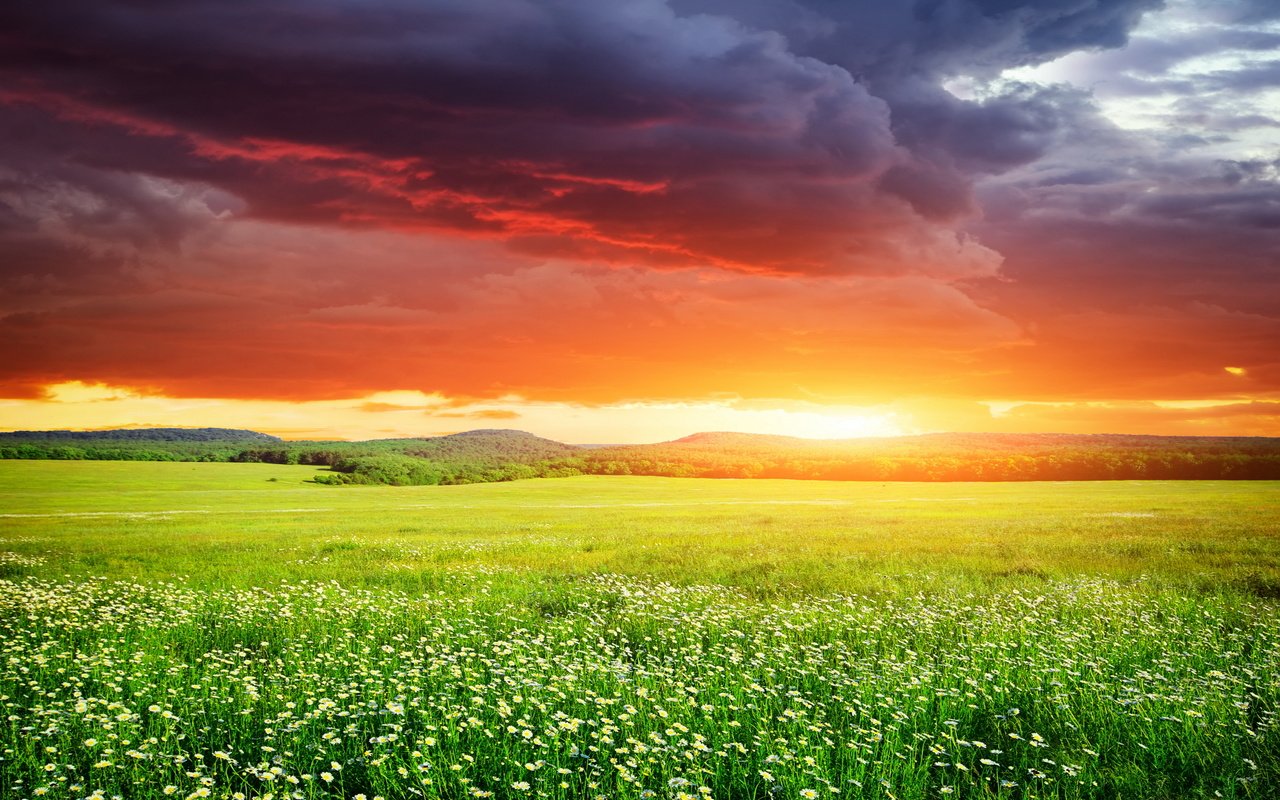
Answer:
[1, 462, 1278, 799]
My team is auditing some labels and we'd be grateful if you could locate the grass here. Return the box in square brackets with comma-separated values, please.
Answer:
[1, 461, 1278, 800]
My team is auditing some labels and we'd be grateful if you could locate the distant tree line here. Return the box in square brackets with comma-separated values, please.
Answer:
[0, 427, 278, 443]
[4, 428, 1280, 484]
[0, 428, 280, 462]
[569, 450, 1280, 481]
[569, 432, 1280, 481]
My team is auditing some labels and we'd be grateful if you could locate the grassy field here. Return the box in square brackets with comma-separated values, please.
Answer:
[1, 462, 1278, 800]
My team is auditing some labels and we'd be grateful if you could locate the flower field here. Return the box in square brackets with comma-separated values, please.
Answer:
[1, 463, 1278, 799]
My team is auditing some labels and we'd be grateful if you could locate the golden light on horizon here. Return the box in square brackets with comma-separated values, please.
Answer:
[737, 410, 905, 440]
[1224, 366, 1247, 376]
[7, 381, 1280, 441]
[43, 381, 148, 404]
[2, 382, 909, 443]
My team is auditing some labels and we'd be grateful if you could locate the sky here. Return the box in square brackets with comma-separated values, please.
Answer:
[1, 0, 1278, 442]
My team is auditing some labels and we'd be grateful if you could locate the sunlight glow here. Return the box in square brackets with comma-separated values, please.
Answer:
[8, 382, 1279, 441]
[42, 381, 149, 404]
[734, 410, 903, 440]
[2, 383, 907, 443]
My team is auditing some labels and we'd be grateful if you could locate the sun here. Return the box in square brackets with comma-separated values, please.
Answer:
[746, 408, 906, 440]
[795, 413, 904, 440]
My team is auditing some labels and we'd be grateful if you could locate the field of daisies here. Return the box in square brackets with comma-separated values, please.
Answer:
[1, 465, 1278, 799]
[2, 572, 1277, 800]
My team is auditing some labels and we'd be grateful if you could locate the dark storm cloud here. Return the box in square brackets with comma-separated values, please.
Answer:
[685, 0, 1167, 221]
[676, 0, 1164, 77]
[868, 79, 1074, 218]
[1224, 0, 1280, 24]
[0, 0, 913, 274]
[0, 0, 1167, 276]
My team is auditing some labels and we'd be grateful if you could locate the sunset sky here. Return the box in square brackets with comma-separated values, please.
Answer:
[2, 0, 1278, 442]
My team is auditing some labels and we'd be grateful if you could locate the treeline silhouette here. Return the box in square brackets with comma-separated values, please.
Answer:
[569, 432, 1280, 481]
[0, 427, 282, 462]
[4, 428, 1279, 484]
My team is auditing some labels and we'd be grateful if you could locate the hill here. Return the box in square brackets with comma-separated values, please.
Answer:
[226, 429, 583, 485]
[395, 429, 580, 464]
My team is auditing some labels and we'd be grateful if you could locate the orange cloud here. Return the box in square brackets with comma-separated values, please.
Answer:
[3, 216, 1276, 431]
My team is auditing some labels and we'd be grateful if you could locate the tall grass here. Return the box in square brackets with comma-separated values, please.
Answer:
[1, 463, 1278, 799]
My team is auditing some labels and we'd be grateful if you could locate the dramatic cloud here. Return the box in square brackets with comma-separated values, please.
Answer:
[0, 221, 1024, 402]
[1, 0, 1277, 436]
[962, 0, 1280, 407]
[0, 0, 1172, 274]
[0, 0, 964, 275]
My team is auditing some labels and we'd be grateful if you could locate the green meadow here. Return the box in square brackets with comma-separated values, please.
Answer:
[2, 461, 1278, 800]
